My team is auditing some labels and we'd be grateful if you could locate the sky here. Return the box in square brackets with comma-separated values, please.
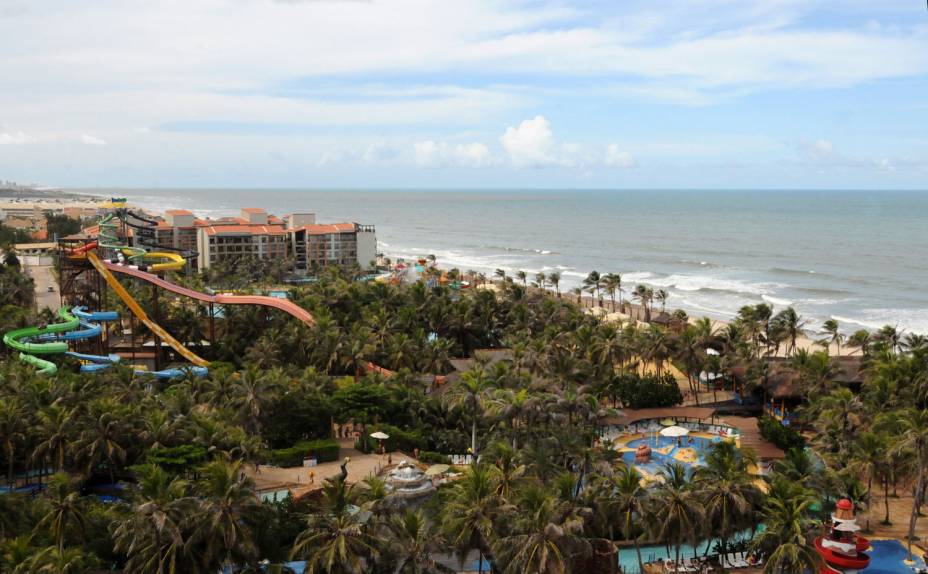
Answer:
[0, 0, 926, 189]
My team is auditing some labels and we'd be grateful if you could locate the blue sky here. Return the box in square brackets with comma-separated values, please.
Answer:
[0, 0, 926, 189]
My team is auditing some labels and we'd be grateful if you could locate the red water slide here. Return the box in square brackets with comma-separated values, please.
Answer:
[101, 261, 316, 326]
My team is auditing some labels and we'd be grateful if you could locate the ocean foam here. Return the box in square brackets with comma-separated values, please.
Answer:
[831, 309, 928, 334]
[761, 294, 794, 307]
[644, 274, 785, 296]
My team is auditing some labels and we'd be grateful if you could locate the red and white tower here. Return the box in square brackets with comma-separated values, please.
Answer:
[814, 499, 871, 574]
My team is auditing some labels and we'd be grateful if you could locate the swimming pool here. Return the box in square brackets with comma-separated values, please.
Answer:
[620, 434, 722, 476]
[868, 539, 927, 574]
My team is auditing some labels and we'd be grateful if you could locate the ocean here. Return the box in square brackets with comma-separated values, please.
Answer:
[81, 189, 928, 335]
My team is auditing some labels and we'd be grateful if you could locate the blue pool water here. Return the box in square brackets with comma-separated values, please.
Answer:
[868, 540, 926, 574]
[621, 434, 722, 476]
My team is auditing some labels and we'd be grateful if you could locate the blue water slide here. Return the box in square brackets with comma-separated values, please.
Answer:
[35, 320, 102, 342]
[65, 351, 122, 373]
[139, 366, 209, 379]
[72, 306, 119, 322]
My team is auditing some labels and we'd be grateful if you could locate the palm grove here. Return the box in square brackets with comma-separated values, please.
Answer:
[0, 253, 926, 574]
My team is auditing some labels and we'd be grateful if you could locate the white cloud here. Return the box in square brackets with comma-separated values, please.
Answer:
[499, 115, 589, 168]
[605, 143, 635, 168]
[453, 142, 491, 167]
[414, 140, 444, 167]
[499, 116, 557, 168]
[80, 133, 107, 146]
[414, 140, 492, 167]
[0, 131, 34, 145]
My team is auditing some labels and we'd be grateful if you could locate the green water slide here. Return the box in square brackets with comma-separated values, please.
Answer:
[2, 308, 81, 375]
[97, 212, 145, 260]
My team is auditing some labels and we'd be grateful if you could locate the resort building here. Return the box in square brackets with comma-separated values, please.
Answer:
[69, 206, 377, 274]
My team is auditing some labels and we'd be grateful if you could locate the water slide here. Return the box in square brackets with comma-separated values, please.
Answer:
[95, 213, 186, 273]
[98, 258, 317, 326]
[3, 306, 120, 375]
[3, 308, 82, 374]
[86, 251, 211, 367]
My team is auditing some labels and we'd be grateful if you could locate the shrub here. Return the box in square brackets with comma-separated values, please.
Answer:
[146, 445, 207, 473]
[268, 438, 340, 468]
[418, 451, 450, 464]
[616, 372, 683, 409]
[758, 415, 806, 451]
[354, 424, 426, 454]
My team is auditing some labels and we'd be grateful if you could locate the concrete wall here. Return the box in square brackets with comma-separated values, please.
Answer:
[356, 229, 377, 270]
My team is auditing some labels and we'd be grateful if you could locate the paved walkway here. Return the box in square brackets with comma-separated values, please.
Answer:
[25, 264, 60, 312]
[246, 439, 420, 497]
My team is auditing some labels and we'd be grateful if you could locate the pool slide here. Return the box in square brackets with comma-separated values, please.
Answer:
[3, 307, 120, 375]
[86, 251, 210, 367]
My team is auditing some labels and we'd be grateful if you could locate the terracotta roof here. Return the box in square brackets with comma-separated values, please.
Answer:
[720, 416, 785, 459]
[165, 209, 193, 216]
[204, 224, 289, 236]
[31, 230, 48, 240]
[241, 207, 266, 214]
[305, 223, 357, 235]
[600, 406, 717, 427]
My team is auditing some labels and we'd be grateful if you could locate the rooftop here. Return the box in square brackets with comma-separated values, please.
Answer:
[204, 224, 289, 236]
[165, 209, 193, 216]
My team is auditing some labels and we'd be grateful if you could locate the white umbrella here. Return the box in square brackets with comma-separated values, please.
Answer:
[369, 431, 390, 440]
[659, 425, 690, 438]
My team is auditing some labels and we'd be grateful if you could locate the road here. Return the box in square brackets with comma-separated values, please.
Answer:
[24, 264, 60, 312]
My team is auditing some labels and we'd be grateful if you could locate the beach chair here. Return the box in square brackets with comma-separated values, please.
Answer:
[722, 554, 741, 569]
[733, 553, 750, 568]
[684, 557, 701, 571]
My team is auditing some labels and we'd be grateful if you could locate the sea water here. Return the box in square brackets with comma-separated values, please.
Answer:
[82, 188, 928, 334]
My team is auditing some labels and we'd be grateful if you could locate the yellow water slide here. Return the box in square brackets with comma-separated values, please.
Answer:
[86, 251, 209, 367]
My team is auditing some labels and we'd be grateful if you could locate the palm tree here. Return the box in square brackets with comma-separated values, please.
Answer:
[611, 465, 649, 573]
[750, 492, 819, 574]
[692, 442, 761, 558]
[494, 269, 506, 283]
[655, 462, 703, 567]
[894, 408, 928, 559]
[820, 319, 843, 356]
[583, 271, 602, 306]
[773, 308, 806, 357]
[444, 368, 495, 459]
[534, 272, 547, 291]
[21, 545, 100, 573]
[852, 431, 888, 532]
[113, 464, 192, 574]
[548, 272, 561, 298]
[187, 460, 260, 569]
[386, 509, 453, 574]
[441, 464, 501, 574]
[495, 483, 591, 574]
[516, 270, 527, 288]
[656, 289, 669, 314]
[0, 398, 25, 484]
[32, 405, 74, 479]
[602, 273, 622, 310]
[847, 330, 872, 356]
[34, 473, 87, 553]
[570, 287, 583, 306]
[632, 285, 653, 322]
[73, 400, 128, 484]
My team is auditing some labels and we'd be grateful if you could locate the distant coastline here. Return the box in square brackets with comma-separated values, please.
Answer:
[63, 188, 928, 335]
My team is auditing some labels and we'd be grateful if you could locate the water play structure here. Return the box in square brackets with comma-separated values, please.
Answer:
[4, 202, 317, 377]
[815, 499, 870, 574]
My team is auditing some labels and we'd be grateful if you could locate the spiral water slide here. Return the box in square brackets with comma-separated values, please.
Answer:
[2, 306, 122, 375]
